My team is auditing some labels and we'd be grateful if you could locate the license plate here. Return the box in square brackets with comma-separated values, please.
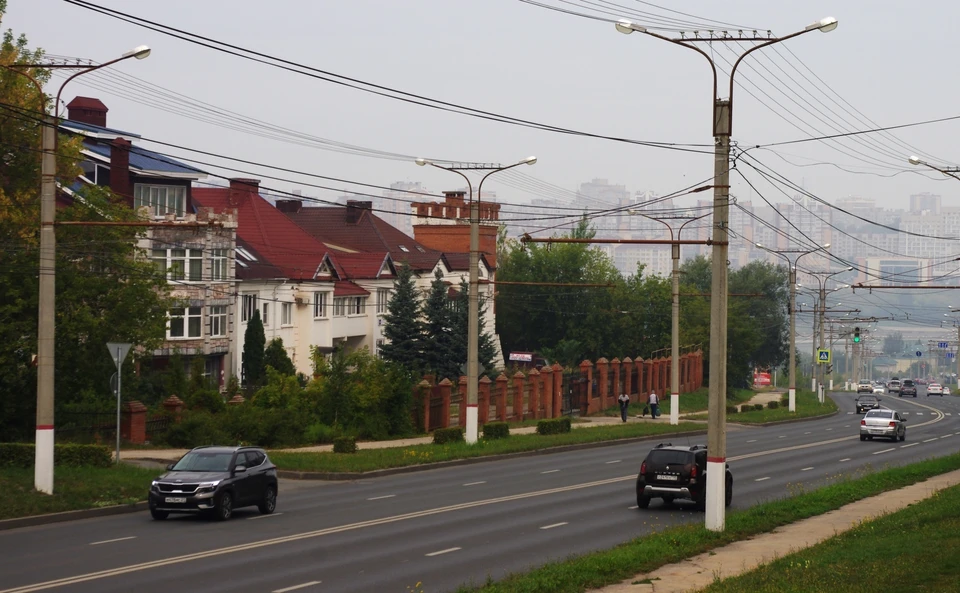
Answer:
[869, 430, 884, 435]
[656, 474, 679, 481]
[164, 497, 187, 503]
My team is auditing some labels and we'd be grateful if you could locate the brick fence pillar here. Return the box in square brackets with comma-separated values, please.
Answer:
[579, 360, 594, 413]
[496, 373, 508, 422]
[541, 365, 554, 418]
[418, 379, 432, 432]
[228, 394, 245, 405]
[635, 358, 644, 398]
[622, 357, 633, 397]
[120, 400, 147, 444]
[596, 358, 609, 413]
[458, 376, 468, 429]
[512, 371, 525, 421]
[528, 368, 540, 419]
[645, 359, 654, 397]
[438, 378, 453, 429]
[478, 376, 492, 425]
[162, 395, 184, 422]
[611, 358, 621, 402]
[552, 363, 563, 417]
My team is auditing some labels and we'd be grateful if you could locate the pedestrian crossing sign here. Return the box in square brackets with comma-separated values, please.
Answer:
[817, 349, 831, 364]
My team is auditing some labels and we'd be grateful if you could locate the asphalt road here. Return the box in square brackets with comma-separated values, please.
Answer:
[2, 389, 960, 593]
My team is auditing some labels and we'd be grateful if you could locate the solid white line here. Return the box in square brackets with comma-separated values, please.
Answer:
[800, 467, 814, 472]
[924, 438, 939, 443]
[605, 460, 622, 464]
[901, 443, 919, 448]
[425, 547, 461, 557]
[89, 536, 136, 546]
[872, 448, 895, 455]
[839, 458, 851, 462]
[272, 581, 321, 593]
[463, 481, 486, 486]
[367, 495, 396, 501]
[755, 477, 770, 482]
[248, 513, 284, 520]
[540, 522, 568, 530]
[541, 469, 559, 474]
[746, 439, 757, 443]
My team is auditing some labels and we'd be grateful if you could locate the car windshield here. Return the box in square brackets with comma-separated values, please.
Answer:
[903, 380, 915, 386]
[859, 396, 877, 403]
[865, 410, 893, 419]
[171, 451, 233, 472]
[648, 450, 693, 465]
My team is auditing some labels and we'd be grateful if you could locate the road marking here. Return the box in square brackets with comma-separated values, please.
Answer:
[839, 458, 851, 462]
[872, 448, 895, 455]
[825, 428, 833, 431]
[800, 467, 814, 472]
[605, 460, 622, 464]
[248, 513, 284, 520]
[89, 536, 136, 546]
[755, 477, 770, 482]
[916, 413, 924, 416]
[924, 438, 938, 443]
[901, 443, 919, 448]
[628, 505, 639, 510]
[541, 469, 559, 474]
[778, 435, 786, 439]
[946, 413, 952, 416]
[941, 434, 953, 439]
[804, 431, 811, 435]
[844, 425, 850, 428]
[273, 582, 321, 593]
[367, 495, 395, 501]
[463, 481, 486, 486]
[425, 547, 461, 557]
[746, 439, 757, 443]
[540, 522, 568, 530]
[846, 412, 854, 415]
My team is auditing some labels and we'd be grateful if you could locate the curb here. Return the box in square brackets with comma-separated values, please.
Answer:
[0, 501, 148, 532]
[729, 408, 841, 427]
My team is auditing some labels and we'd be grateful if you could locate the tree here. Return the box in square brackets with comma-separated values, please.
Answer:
[242, 310, 266, 389]
[378, 264, 425, 372]
[264, 337, 296, 376]
[422, 268, 458, 380]
[451, 278, 497, 377]
[884, 332, 905, 356]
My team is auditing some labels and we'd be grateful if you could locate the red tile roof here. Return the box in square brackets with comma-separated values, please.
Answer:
[334, 252, 395, 280]
[334, 280, 370, 296]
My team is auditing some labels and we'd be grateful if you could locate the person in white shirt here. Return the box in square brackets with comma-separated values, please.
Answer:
[648, 391, 660, 419]
[617, 393, 630, 422]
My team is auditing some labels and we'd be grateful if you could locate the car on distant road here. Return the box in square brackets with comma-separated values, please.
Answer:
[927, 383, 944, 396]
[636, 443, 732, 511]
[860, 409, 906, 441]
[944, 385, 952, 396]
[872, 382, 886, 394]
[857, 380, 874, 394]
[855, 395, 881, 414]
[887, 380, 901, 394]
[148, 445, 278, 521]
[900, 379, 918, 398]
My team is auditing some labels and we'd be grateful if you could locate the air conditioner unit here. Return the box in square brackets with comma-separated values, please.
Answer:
[294, 293, 309, 306]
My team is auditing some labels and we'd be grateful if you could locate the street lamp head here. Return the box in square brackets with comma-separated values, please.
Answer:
[755, 242, 763, 248]
[908, 155, 923, 166]
[122, 45, 151, 60]
[806, 17, 838, 32]
[521, 155, 537, 165]
[615, 19, 646, 34]
[846, 266, 854, 271]
[414, 158, 429, 167]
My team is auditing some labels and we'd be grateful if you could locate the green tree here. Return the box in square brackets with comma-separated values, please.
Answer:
[242, 310, 266, 389]
[884, 331, 905, 356]
[422, 268, 458, 380]
[264, 337, 296, 376]
[451, 278, 497, 377]
[379, 263, 425, 372]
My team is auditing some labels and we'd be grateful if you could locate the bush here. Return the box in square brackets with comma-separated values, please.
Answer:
[0, 443, 111, 468]
[740, 405, 751, 413]
[433, 427, 464, 444]
[332, 436, 358, 454]
[754, 404, 764, 411]
[483, 422, 510, 440]
[222, 405, 308, 448]
[768, 400, 780, 409]
[304, 422, 338, 444]
[537, 417, 572, 435]
[161, 412, 228, 448]
[726, 405, 738, 414]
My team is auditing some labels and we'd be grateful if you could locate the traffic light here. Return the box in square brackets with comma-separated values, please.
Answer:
[826, 363, 834, 374]
[853, 327, 861, 343]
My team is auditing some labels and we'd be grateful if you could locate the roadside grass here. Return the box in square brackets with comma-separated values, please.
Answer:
[700, 482, 960, 593]
[269, 422, 706, 473]
[686, 390, 836, 424]
[452, 452, 960, 593]
[600, 387, 754, 418]
[0, 465, 156, 521]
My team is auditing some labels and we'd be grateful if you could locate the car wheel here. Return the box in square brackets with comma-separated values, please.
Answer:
[150, 508, 168, 521]
[214, 491, 233, 521]
[258, 485, 277, 515]
[900, 432, 906, 442]
[860, 434, 866, 441]
[637, 492, 651, 509]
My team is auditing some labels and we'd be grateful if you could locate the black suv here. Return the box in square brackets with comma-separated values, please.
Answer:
[635, 443, 732, 510]
[855, 395, 881, 414]
[148, 446, 278, 521]
[900, 379, 918, 398]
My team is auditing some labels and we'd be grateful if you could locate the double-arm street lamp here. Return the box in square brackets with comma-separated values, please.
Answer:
[756, 243, 830, 412]
[806, 270, 852, 400]
[415, 156, 537, 444]
[615, 15, 838, 531]
[3, 45, 151, 494]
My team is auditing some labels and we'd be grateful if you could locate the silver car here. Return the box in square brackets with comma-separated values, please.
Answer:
[859, 409, 906, 442]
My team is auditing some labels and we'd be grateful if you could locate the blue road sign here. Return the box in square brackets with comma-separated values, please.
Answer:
[939, 342, 950, 349]
[916, 351, 923, 357]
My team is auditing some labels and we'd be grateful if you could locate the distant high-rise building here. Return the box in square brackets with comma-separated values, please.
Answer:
[909, 192, 941, 215]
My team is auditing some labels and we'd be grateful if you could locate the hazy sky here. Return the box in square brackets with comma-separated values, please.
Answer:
[8, 0, 960, 215]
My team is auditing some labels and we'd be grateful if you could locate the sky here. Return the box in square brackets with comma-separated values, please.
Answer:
[6, 0, 960, 215]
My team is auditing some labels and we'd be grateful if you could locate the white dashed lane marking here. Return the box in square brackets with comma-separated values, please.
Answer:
[367, 495, 396, 501]
[606, 460, 622, 464]
[463, 481, 486, 486]
[541, 469, 560, 474]
[840, 458, 851, 462]
[248, 513, 284, 520]
[747, 439, 757, 443]
[778, 435, 786, 439]
[272, 581, 321, 593]
[540, 522, 568, 530]
[801, 467, 814, 472]
[426, 547, 461, 557]
[924, 438, 938, 443]
[755, 477, 771, 482]
[901, 443, 919, 448]
[90, 536, 136, 546]
[872, 448, 895, 455]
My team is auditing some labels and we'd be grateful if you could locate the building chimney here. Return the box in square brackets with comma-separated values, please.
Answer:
[345, 200, 372, 224]
[66, 96, 108, 128]
[275, 199, 303, 213]
[227, 178, 260, 207]
[109, 138, 132, 202]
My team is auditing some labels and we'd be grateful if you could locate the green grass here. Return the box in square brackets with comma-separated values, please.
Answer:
[600, 387, 754, 418]
[686, 390, 836, 424]
[701, 483, 960, 592]
[269, 422, 706, 473]
[452, 453, 960, 592]
[0, 465, 157, 521]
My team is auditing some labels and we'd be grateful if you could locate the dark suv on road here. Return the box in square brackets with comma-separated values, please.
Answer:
[900, 379, 918, 398]
[635, 443, 732, 510]
[148, 446, 278, 521]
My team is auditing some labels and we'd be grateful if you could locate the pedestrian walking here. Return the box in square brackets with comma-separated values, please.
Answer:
[617, 393, 630, 422]
[648, 391, 660, 419]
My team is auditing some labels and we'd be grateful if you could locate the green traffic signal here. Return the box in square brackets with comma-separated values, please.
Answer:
[853, 326, 861, 343]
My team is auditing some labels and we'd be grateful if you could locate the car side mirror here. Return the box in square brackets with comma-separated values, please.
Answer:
[233, 465, 247, 474]
[166, 464, 174, 471]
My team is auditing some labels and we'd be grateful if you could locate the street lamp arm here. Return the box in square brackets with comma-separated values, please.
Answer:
[908, 156, 960, 183]
[616, 21, 718, 102]
[420, 160, 473, 200]
[53, 49, 150, 121]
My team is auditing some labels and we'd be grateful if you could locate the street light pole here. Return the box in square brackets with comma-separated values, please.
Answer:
[617, 15, 838, 532]
[416, 156, 536, 444]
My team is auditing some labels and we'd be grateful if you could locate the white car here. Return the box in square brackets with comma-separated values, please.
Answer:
[945, 386, 952, 396]
[927, 383, 943, 396]
[872, 383, 885, 394]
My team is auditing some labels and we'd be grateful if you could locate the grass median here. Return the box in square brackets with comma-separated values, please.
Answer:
[269, 422, 706, 473]
[0, 465, 156, 521]
[599, 387, 755, 418]
[686, 389, 836, 424]
[452, 452, 960, 593]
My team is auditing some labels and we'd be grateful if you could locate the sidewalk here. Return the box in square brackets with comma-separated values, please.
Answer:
[592, 469, 960, 592]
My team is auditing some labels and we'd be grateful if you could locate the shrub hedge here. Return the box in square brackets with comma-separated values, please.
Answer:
[768, 400, 780, 409]
[536, 417, 572, 435]
[433, 427, 465, 444]
[754, 403, 764, 411]
[332, 436, 358, 454]
[482, 422, 510, 440]
[726, 405, 739, 414]
[0, 443, 112, 468]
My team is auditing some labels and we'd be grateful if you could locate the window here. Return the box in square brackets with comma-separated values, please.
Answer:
[333, 297, 346, 317]
[169, 306, 202, 338]
[241, 293, 258, 322]
[209, 305, 227, 337]
[262, 303, 270, 326]
[376, 289, 389, 314]
[134, 184, 186, 218]
[398, 244, 409, 252]
[349, 296, 366, 315]
[281, 302, 293, 326]
[313, 292, 327, 318]
[152, 247, 202, 281]
[211, 248, 228, 281]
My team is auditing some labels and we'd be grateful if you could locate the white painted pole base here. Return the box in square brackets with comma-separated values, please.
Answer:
[465, 405, 479, 444]
[829, 379, 834, 390]
[35, 428, 54, 494]
[670, 393, 679, 425]
[705, 460, 726, 532]
[788, 387, 796, 412]
[811, 378, 816, 391]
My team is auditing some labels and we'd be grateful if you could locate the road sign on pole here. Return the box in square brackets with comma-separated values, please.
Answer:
[939, 342, 950, 349]
[106, 343, 132, 465]
[916, 351, 923, 357]
[817, 349, 831, 364]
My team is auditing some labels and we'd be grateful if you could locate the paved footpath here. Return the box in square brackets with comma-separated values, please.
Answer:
[593, 468, 960, 592]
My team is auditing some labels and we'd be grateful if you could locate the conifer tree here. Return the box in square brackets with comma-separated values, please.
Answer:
[379, 264, 425, 372]
[242, 310, 266, 389]
[422, 268, 459, 381]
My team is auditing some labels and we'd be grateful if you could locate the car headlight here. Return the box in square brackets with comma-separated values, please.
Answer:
[199, 480, 222, 489]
